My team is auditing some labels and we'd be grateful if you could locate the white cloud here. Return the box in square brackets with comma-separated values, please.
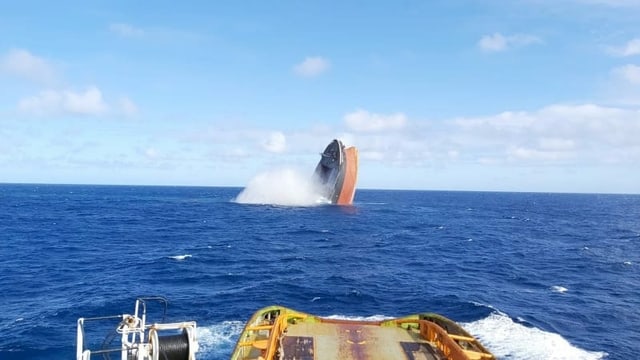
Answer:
[599, 60, 640, 105]
[538, 138, 576, 151]
[293, 56, 330, 77]
[109, 23, 144, 38]
[333, 103, 640, 169]
[608, 38, 640, 57]
[508, 146, 573, 161]
[262, 131, 286, 153]
[478, 33, 508, 52]
[344, 109, 407, 132]
[18, 86, 108, 116]
[612, 64, 640, 84]
[224, 147, 250, 159]
[178, 104, 640, 171]
[1, 48, 55, 83]
[478, 33, 542, 52]
[451, 103, 640, 163]
[144, 147, 158, 159]
[118, 97, 139, 117]
[2, 48, 138, 117]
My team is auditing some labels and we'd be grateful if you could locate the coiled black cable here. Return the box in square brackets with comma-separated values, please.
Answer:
[156, 330, 191, 360]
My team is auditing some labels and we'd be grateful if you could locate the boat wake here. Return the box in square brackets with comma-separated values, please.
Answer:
[194, 311, 607, 360]
[461, 312, 606, 360]
[234, 168, 326, 207]
[196, 321, 245, 360]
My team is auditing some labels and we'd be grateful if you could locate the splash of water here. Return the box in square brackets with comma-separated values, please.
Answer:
[234, 168, 327, 206]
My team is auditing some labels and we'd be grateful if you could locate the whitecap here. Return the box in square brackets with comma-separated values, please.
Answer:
[311, 297, 322, 302]
[551, 285, 568, 293]
[169, 254, 192, 261]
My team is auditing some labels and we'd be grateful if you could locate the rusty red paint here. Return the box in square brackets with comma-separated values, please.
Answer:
[335, 324, 372, 359]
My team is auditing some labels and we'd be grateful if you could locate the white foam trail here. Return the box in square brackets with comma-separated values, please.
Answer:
[234, 168, 325, 206]
[169, 254, 192, 260]
[462, 312, 607, 360]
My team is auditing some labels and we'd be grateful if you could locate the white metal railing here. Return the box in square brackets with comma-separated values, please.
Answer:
[76, 297, 198, 360]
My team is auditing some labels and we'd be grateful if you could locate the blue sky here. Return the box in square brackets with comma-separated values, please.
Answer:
[1, 0, 640, 193]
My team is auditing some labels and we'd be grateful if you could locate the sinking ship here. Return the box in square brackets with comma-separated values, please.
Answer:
[312, 139, 358, 205]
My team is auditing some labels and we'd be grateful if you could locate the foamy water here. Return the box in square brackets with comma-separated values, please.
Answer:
[462, 312, 607, 360]
[196, 321, 246, 359]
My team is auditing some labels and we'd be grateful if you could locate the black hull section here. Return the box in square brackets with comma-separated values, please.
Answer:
[312, 139, 347, 204]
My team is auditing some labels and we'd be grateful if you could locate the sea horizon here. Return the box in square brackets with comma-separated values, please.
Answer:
[2, 181, 638, 196]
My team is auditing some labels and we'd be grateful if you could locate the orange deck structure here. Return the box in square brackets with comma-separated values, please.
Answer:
[231, 306, 495, 360]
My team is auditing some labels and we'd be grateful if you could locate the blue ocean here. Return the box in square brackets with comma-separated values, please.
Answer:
[1, 183, 639, 359]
